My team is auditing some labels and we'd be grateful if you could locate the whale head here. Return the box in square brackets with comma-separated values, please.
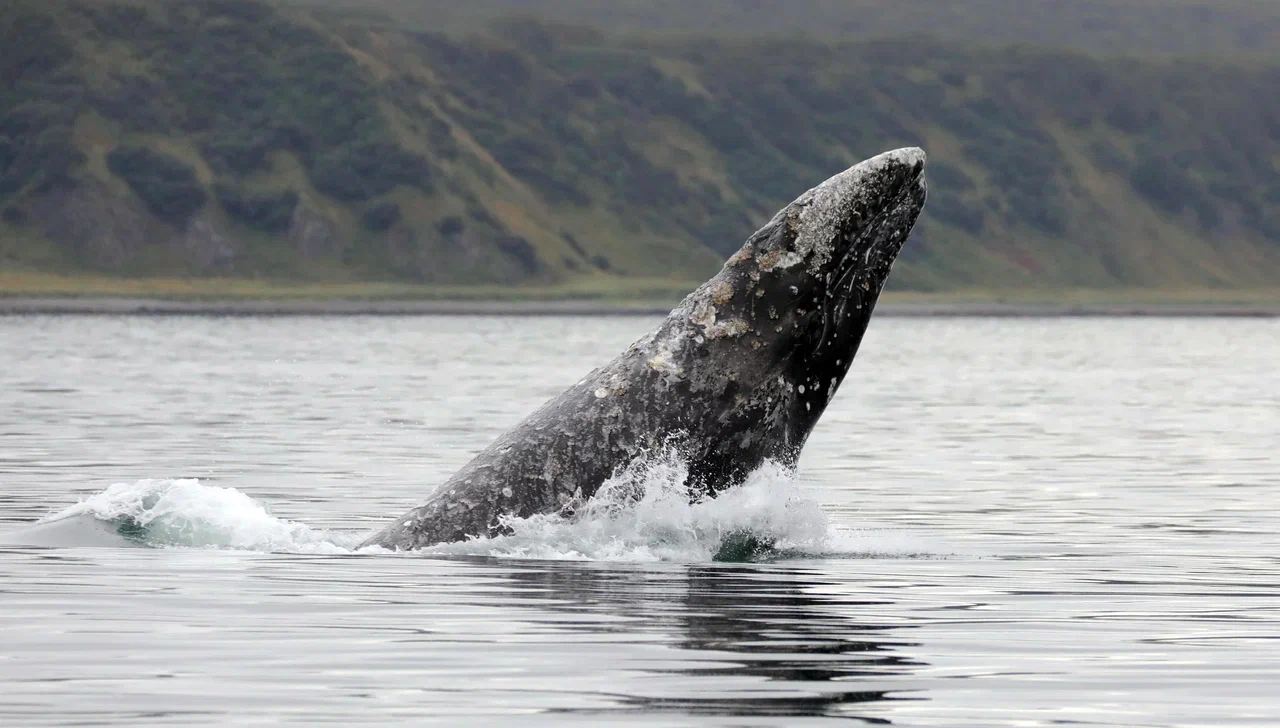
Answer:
[680, 147, 927, 458]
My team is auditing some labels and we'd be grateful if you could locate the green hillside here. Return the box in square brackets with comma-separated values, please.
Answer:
[302, 0, 1280, 57]
[2, 0, 1279, 295]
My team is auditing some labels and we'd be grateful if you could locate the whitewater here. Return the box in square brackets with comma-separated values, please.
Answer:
[9, 452, 928, 562]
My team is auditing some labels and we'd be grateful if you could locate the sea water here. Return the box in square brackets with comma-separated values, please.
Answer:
[1, 314, 1277, 726]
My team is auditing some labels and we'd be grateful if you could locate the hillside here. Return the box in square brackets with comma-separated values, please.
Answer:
[302, 0, 1280, 57]
[2, 0, 1279, 295]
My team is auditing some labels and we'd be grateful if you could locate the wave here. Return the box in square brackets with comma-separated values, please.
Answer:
[5, 455, 932, 562]
[424, 452, 847, 561]
[22, 478, 364, 554]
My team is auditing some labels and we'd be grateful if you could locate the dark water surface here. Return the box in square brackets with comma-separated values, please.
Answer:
[1, 315, 1277, 726]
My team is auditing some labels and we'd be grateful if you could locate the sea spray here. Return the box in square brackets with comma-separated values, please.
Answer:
[40, 479, 361, 552]
[30, 460, 927, 560]
[424, 451, 833, 561]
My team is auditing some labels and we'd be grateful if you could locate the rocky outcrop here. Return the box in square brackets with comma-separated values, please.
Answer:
[287, 205, 340, 260]
[27, 178, 238, 272]
[179, 218, 237, 269]
[384, 220, 538, 284]
[28, 179, 152, 269]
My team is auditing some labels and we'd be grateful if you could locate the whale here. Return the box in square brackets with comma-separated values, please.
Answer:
[362, 147, 928, 550]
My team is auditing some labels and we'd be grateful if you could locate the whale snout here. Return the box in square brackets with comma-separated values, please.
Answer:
[894, 147, 928, 197]
[787, 146, 927, 280]
[818, 146, 925, 193]
[877, 146, 927, 181]
[840, 146, 926, 208]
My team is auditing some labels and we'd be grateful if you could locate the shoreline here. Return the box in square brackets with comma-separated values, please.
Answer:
[1, 296, 1277, 317]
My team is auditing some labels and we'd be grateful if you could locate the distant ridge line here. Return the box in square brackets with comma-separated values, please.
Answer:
[0, 298, 1276, 318]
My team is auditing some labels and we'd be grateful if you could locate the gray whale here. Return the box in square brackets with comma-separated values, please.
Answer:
[363, 148, 928, 550]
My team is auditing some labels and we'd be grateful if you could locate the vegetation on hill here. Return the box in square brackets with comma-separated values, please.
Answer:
[1, 0, 1279, 294]
[299, 0, 1280, 58]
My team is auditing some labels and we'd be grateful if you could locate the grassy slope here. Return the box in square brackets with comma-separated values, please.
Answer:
[1, 0, 1279, 299]
[295, 0, 1280, 57]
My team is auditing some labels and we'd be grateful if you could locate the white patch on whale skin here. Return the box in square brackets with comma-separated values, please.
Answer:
[678, 281, 749, 340]
[769, 147, 925, 275]
[770, 250, 805, 270]
[646, 328, 689, 379]
[708, 279, 735, 304]
[705, 318, 750, 339]
[647, 348, 683, 377]
[690, 297, 716, 329]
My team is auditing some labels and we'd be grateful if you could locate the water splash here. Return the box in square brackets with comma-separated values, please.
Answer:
[17, 456, 929, 561]
[35, 479, 363, 553]
[424, 451, 833, 561]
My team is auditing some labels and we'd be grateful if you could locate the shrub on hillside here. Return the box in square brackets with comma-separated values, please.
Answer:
[91, 77, 173, 133]
[438, 216, 465, 237]
[495, 235, 539, 274]
[928, 161, 976, 192]
[0, 138, 15, 172]
[1129, 157, 1198, 215]
[1011, 193, 1069, 236]
[0, 129, 85, 197]
[202, 136, 272, 176]
[482, 132, 590, 206]
[360, 201, 401, 232]
[214, 184, 297, 233]
[1, 14, 74, 87]
[308, 142, 432, 202]
[106, 146, 206, 225]
[1258, 214, 1280, 242]
[929, 194, 986, 234]
[76, 4, 153, 41]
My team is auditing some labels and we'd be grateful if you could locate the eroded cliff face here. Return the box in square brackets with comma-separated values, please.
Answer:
[288, 206, 341, 261]
[27, 179, 235, 272]
[21, 180, 356, 274]
[28, 180, 162, 270]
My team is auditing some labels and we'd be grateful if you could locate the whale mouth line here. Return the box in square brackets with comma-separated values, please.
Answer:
[810, 176, 923, 357]
[824, 157, 926, 293]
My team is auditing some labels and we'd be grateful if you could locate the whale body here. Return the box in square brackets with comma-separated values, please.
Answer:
[363, 148, 928, 550]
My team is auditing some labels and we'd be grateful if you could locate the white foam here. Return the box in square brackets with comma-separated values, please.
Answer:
[22, 459, 932, 562]
[425, 451, 830, 561]
[38, 479, 363, 553]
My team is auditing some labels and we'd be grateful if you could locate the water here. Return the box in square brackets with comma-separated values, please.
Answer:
[1, 314, 1277, 726]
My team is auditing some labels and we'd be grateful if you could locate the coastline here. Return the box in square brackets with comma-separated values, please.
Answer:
[1, 296, 1277, 317]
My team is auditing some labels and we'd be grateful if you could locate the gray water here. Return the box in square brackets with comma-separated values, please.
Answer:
[1, 315, 1277, 726]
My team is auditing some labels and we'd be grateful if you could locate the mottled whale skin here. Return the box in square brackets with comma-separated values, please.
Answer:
[363, 148, 928, 550]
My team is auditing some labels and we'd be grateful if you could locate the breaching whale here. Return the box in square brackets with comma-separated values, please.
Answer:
[363, 147, 928, 550]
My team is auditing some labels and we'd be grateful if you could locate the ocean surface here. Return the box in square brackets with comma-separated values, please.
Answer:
[0, 314, 1277, 727]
